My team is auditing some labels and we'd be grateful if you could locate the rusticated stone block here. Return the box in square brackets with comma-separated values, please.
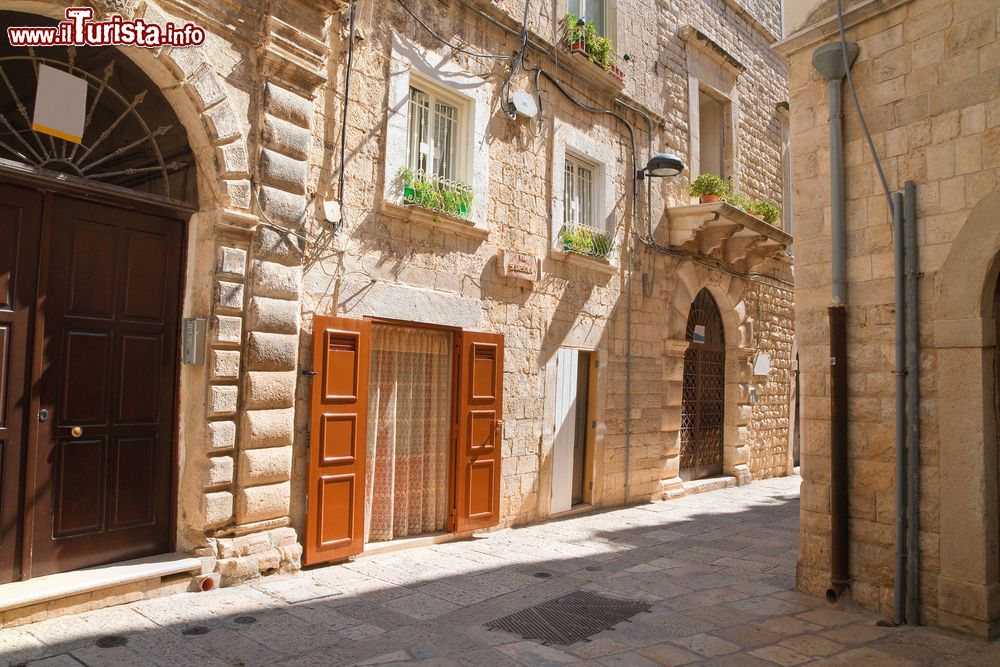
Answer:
[246, 332, 298, 371]
[209, 385, 238, 416]
[254, 225, 304, 264]
[237, 481, 291, 524]
[208, 420, 236, 450]
[252, 260, 302, 300]
[203, 491, 233, 526]
[187, 64, 225, 110]
[239, 446, 292, 486]
[213, 315, 242, 345]
[258, 185, 307, 227]
[224, 179, 251, 209]
[247, 296, 299, 334]
[205, 103, 241, 143]
[233, 532, 272, 557]
[263, 83, 312, 129]
[215, 246, 247, 278]
[268, 527, 298, 547]
[207, 455, 234, 486]
[263, 115, 311, 160]
[211, 349, 240, 380]
[214, 280, 244, 312]
[245, 371, 296, 409]
[258, 148, 306, 195]
[242, 408, 294, 448]
[218, 554, 259, 585]
[217, 142, 249, 176]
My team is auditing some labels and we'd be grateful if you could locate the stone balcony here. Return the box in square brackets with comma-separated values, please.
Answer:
[662, 202, 792, 271]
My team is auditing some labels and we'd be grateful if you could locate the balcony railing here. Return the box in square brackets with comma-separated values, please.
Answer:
[559, 222, 615, 260]
[401, 168, 475, 221]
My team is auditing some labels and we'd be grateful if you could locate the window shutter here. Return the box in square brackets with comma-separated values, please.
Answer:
[450, 331, 504, 532]
[305, 316, 370, 565]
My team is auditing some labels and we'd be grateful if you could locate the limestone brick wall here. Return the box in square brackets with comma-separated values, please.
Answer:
[779, 0, 1000, 636]
[297, 0, 793, 536]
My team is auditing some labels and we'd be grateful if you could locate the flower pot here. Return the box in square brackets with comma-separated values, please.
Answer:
[609, 65, 625, 83]
[568, 41, 587, 56]
[698, 194, 720, 204]
[403, 185, 415, 202]
[459, 202, 470, 218]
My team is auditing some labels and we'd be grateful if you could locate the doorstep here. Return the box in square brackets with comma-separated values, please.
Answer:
[682, 476, 738, 495]
[359, 530, 475, 558]
[0, 552, 203, 628]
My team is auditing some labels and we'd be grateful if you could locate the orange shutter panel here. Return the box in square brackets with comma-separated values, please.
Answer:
[305, 316, 370, 565]
[452, 331, 504, 532]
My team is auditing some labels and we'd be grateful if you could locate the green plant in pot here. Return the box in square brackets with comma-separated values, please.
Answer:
[689, 173, 728, 203]
[747, 198, 781, 226]
[401, 167, 416, 202]
[722, 191, 751, 212]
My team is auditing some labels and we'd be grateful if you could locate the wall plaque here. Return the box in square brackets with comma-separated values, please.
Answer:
[498, 249, 541, 282]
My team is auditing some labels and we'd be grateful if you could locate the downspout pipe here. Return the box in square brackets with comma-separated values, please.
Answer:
[892, 191, 906, 625]
[904, 180, 920, 624]
[812, 40, 859, 604]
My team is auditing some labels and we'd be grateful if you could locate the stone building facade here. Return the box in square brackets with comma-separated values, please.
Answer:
[778, 0, 1000, 639]
[0, 0, 793, 622]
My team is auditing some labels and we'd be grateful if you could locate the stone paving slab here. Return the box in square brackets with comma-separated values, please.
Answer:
[2, 476, 999, 666]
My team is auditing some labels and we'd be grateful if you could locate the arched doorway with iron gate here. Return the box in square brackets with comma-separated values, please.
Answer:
[0, 10, 198, 583]
[680, 288, 726, 481]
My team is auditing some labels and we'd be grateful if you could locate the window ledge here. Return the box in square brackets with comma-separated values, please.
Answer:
[558, 49, 625, 97]
[550, 247, 618, 275]
[380, 200, 489, 240]
[663, 202, 792, 271]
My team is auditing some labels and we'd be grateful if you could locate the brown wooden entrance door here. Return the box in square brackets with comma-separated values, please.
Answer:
[27, 194, 183, 578]
[680, 289, 726, 482]
[0, 184, 43, 584]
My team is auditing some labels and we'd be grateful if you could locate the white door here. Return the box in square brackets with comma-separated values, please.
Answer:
[551, 348, 579, 514]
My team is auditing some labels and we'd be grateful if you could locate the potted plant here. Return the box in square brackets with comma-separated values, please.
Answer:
[401, 167, 416, 202]
[722, 191, 751, 213]
[566, 14, 587, 55]
[748, 199, 781, 226]
[689, 173, 728, 203]
[564, 15, 618, 77]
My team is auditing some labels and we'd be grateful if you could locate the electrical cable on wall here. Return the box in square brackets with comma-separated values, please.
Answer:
[394, 0, 512, 62]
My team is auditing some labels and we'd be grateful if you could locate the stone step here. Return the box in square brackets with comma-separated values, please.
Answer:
[0, 552, 203, 628]
[683, 476, 738, 495]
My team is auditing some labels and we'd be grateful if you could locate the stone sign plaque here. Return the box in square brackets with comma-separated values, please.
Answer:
[498, 249, 541, 282]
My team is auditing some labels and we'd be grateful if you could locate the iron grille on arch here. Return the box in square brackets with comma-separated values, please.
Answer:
[0, 11, 196, 204]
[680, 288, 725, 481]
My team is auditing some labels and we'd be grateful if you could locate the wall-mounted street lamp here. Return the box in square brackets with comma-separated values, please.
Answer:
[637, 152, 685, 179]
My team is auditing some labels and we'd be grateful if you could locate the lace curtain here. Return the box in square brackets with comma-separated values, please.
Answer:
[365, 325, 452, 542]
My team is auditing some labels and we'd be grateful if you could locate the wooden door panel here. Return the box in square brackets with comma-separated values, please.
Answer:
[306, 317, 370, 565]
[59, 329, 111, 424]
[110, 435, 157, 528]
[122, 229, 168, 323]
[29, 194, 181, 578]
[0, 184, 42, 584]
[453, 331, 503, 532]
[118, 334, 162, 424]
[66, 219, 117, 318]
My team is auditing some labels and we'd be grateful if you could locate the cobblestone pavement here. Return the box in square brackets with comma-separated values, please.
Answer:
[3, 476, 998, 666]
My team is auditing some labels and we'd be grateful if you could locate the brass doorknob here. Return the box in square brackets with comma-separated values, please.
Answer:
[495, 419, 503, 432]
[70, 426, 83, 438]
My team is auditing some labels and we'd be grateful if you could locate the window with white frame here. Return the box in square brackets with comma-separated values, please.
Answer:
[406, 82, 466, 183]
[564, 154, 598, 230]
[569, 0, 609, 36]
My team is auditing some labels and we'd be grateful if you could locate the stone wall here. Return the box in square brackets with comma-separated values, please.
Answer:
[778, 0, 1000, 637]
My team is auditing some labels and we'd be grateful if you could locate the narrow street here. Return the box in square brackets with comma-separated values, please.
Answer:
[2, 477, 996, 666]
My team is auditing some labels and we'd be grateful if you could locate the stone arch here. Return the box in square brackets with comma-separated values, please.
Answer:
[660, 261, 755, 497]
[932, 186, 1000, 636]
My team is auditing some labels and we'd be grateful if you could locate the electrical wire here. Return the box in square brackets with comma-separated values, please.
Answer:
[393, 0, 513, 62]
[338, 2, 357, 213]
[835, 0, 893, 213]
[499, 0, 532, 119]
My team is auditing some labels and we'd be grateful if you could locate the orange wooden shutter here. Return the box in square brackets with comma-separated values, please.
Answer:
[305, 316, 370, 564]
[452, 331, 504, 532]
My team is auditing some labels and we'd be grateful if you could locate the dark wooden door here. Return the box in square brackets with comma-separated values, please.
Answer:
[451, 331, 503, 532]
[680, 289, 726, 481]
[0, 184, 43, 584]
[305, 316, 370, 565]
[28, 194, 182, 577]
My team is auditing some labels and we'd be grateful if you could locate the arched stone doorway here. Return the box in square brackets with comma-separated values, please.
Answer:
[680, 288, 726, 481]
[0, 11, 197, 583]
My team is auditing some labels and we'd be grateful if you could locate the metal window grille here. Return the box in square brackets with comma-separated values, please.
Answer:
[680, 289, 726, 479]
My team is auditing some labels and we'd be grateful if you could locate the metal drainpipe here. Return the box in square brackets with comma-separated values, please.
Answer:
[892, 191, 906, 625]
[904, 180, 920, 624]
[812, 41, 859, 603]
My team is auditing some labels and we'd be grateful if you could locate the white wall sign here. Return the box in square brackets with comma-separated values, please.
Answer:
[32, 65, 87, 143]
[692, 324, 706, 343]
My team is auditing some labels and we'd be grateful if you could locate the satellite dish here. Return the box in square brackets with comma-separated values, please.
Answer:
[510, 90, 538, 119]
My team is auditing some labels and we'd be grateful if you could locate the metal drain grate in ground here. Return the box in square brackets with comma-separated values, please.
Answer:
[485, 590, 651, 646]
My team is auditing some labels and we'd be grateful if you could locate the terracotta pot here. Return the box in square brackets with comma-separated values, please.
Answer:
[568, 41, 587, 55]
[698, 194, 720, 203]
[609, 65, 625, 83]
